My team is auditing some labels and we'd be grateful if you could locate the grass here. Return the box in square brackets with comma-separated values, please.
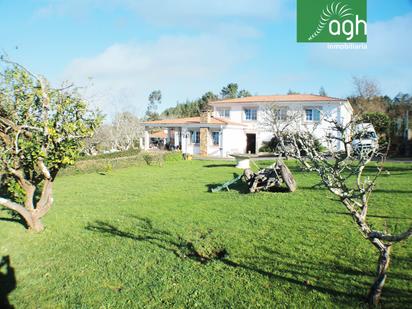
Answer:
[0, 160, 411, 308]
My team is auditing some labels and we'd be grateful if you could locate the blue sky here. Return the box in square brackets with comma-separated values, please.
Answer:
[0, 0, 411, 117]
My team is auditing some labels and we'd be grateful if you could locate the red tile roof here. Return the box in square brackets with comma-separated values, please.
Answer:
[144, 116, 244, 126]
[209, 94, 346, 105]
[150, 131, 167, 138]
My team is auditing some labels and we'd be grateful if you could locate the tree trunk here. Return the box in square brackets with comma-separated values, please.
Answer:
[27, 214, 44, 232]
[0, 197, 44, 232]
[35, 180, 54, 218]
[368, 245, 391, 306]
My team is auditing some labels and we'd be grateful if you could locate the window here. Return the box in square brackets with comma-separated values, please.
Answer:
[212, 132, 220, 145]
[217, 108, 230, 118]
[244, 108, 257, 121]
[305, 109, 313, 121]
[305, 108, 321, 122]
[191, 131, 200, 144]
[276, 108, 287, 121]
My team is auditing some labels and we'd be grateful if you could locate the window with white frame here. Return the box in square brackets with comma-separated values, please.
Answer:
[276, 108, 288, 121]
[212, 131, 220, 145]
[305, 108, 321, 122]
[216, 108, 230, 118]
[191, 131, 200, 144]
[244, 108, 257, 121]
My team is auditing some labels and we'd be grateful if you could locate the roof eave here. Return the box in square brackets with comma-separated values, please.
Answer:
[210, 99, 345, 105]
[144, 122, 245, 128]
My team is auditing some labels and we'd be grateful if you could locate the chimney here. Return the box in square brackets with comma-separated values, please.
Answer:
[200, 109, 212, 124]
[200, 109, 211, 157]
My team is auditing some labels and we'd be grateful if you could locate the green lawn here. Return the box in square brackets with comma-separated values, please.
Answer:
[1, 160, 411, 308]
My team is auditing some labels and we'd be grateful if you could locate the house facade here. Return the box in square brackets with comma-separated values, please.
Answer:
[143, 94, 353, 157]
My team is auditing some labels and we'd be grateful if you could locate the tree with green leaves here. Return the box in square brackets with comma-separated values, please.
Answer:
[360, 112, 391, 136]
[220, 83, 239, 99]
[199, 91, 218, 110]
[146, 90, 162, 121]
[238, 89, 251, 98]
[0, 61, 102, 232]
[220, 83, 252, 99]
[161, 84, 250, 118]
[319, 86, 327, 96]
[162, 91, 218, 118]
[287, 89, 300, 95]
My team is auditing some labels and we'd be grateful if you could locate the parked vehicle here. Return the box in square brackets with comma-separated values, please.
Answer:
[352, 123, 379, 154]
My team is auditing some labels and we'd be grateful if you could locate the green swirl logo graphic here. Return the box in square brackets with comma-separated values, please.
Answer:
[308, 1, 354, 41]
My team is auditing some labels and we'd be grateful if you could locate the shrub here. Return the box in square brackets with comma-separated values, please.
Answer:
[259, 133, 323, 154]
[163, 151, 183, 162]
[78, 148, 141, 162]
[61, 151, 183, 176]
[142, 152, 164, 166]
[360, 112, 391, 136]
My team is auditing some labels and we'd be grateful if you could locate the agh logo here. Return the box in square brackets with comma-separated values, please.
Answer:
[297, 0, 367, 43]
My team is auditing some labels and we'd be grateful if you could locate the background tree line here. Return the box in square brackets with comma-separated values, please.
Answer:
[162, 83, 251, 118]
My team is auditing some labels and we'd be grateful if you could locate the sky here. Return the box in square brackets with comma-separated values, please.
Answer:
[0, 0, 411, 118]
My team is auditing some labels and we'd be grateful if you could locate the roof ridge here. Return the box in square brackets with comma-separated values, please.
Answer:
[209, 93, 346, 104]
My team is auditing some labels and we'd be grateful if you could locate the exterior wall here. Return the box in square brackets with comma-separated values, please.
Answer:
[213, 100, 352, 152]
[221, 127, 246, 156]
[180, 127, 223, 156]
[207, 129, 222, 156]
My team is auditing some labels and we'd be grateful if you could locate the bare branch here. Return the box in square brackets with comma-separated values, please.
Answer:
[369, 227, 412, 242]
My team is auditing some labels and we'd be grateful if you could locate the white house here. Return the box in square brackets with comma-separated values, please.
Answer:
[143, 94, 353, 157]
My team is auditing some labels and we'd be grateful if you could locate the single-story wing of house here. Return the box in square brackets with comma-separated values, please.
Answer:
[143, 94, 353, 157]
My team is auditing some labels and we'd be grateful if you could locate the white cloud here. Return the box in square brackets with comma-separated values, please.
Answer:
[46, 0, 280, 119]
[124, 0, 286, 26]
[309, 13, 412, 95]
[63, 34, 255, 118]
[35, 0, 288, 25]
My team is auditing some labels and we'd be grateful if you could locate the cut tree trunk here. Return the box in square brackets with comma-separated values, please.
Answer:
[368, 245, 391, 306]
[278, 161, 297, 192]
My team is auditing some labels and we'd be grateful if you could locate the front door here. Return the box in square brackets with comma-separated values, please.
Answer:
[246, 134, 256, 154]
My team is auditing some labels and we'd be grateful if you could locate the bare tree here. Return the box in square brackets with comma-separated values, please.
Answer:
[83, 112, 143, 154]
[110, 112, 143, 151]
[350, 77, 387, 114]
[262, 108, 411, 305]
[83, 124, 112, 155]
[353, 76, 381, 99]
[260, 104, 321, 159]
